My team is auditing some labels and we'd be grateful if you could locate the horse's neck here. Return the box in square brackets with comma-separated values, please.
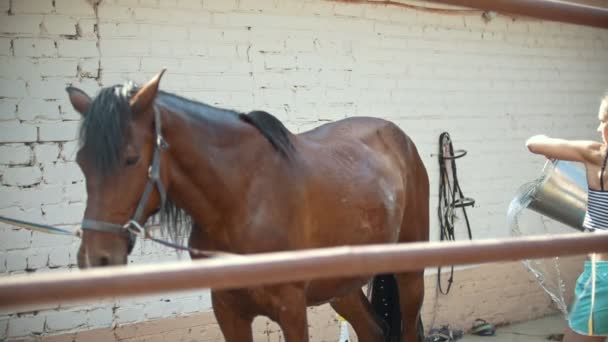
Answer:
[158, 99, 279, 231]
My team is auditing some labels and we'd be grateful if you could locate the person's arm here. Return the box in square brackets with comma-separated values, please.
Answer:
[526, 134, 600, 163]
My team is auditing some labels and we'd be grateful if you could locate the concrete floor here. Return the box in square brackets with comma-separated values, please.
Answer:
[461, 314, 568, 342]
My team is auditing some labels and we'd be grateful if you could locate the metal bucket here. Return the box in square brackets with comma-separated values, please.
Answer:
[527, 160, 588, 231]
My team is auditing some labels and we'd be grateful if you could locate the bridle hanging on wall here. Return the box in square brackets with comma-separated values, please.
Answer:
[437, 132, 475, 295]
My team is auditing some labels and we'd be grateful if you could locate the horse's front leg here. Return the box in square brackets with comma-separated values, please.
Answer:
[211, 290, 254, 342]
[269, 284, 309, 342]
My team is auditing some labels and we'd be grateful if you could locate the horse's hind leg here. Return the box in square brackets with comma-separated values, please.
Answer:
[211, 290, 254, 342]
[396, 151, 429, 342]
[395, 271, 425, 342]
[396, 204, 428, 342]
[330, 288, 386, 342]
[396, 201, 428, 341]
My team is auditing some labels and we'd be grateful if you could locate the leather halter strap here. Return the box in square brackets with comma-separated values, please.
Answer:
[80, 106, 168, 239]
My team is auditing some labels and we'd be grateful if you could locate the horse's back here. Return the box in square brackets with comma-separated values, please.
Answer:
[300, 116, 423, 172]
[300, 116, 394, 142]
[294, 116, 428, 304]
[294, 116, 426, 247]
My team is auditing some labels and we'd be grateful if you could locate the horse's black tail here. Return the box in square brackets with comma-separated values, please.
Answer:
[370, 274, 401, 342]
[370, 274, 425, 342]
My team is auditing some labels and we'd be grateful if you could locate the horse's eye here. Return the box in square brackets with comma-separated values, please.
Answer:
[125, 155, 140, 166]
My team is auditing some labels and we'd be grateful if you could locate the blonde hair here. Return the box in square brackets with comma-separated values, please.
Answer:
[601, 93, 608, 120]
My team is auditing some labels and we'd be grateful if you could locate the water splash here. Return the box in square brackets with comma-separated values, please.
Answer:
[507, 165, 569, 318]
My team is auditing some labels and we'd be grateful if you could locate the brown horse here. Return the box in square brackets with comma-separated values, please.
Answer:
[70, 70, 429, 342]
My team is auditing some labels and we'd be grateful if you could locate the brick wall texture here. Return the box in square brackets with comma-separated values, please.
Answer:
[0, 0, 607, 341]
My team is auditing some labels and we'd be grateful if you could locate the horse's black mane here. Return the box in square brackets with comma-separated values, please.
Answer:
[156, 90, 294, 158]
[78, 82, 294, 243]
[80, 82, 294, 171]
[239, 110, 294, 158]
[79, 83, 136, 174]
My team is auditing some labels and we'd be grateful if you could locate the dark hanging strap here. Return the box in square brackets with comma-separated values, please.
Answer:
[601, 148, 607, 191]
[436, 132, 475, 295]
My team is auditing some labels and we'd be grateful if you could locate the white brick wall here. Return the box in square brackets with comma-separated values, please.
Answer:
[0, 145, 32, 165]
[0, 0, 607, 340]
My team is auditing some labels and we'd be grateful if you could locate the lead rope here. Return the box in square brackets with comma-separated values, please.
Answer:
[0, 216, 80, 237]
[0, 216, 239, 259]
[127, 221, 240, 258]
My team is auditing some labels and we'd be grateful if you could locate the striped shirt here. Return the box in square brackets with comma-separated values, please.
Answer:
[583, 189, 608, 231]
[583, 150, 608, 231]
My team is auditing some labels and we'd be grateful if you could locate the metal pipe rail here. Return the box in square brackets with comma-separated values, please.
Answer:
[2, 232, 608, 309]
[427, 0, 608, 29]
[336, 0, 608, 29]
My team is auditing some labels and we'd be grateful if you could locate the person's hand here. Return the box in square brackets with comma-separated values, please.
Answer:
[526, 134, 549, 146]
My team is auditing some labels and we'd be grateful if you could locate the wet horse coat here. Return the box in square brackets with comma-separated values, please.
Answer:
[71, 71, 429, 341]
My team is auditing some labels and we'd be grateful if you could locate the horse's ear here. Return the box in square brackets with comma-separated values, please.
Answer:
[66, 87, 91, 116]
[130, 68, 166, 115]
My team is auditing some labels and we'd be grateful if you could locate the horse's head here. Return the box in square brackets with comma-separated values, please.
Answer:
[69, 70, 169, 268]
